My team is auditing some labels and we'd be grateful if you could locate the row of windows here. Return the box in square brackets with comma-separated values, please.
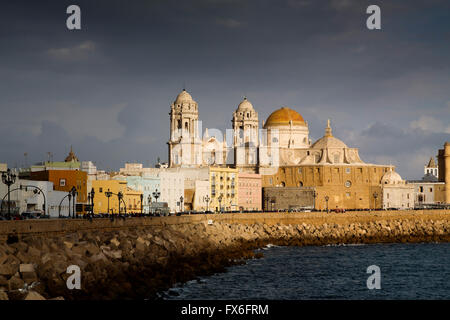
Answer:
[283, 167, 388, 175]
[419, 186, 433, 193]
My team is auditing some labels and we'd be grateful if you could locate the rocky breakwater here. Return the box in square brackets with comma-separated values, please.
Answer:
[0, 211, 449, 300]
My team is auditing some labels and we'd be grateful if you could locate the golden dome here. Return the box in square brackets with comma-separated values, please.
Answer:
[263, 107, 306, 128]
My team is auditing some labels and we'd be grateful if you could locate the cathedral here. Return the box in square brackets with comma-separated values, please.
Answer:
[167, 89, 407, 210]
[168, 89, 375, 173]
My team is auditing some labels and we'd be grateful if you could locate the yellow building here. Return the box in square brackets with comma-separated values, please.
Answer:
[91, 180, 143, 214]
[209, 167, 239, 212]
[124, 187, 143, 213]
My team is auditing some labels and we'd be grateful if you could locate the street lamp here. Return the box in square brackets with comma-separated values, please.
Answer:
[152, 189, 160, 202]
[89, 188, 95, 216]
[218, 194, 223, 213]
[204, 194, 210, 212]
[105, 189, 113, 215]
[325, 196, 329, 213]
[68, 192, 72, 218]
[147, 194, 152, 214]
[71, 186, 77, 218]
[179, 195, 184, 213]
[1, 169, 17, 219]
[118, 191, 123, 215]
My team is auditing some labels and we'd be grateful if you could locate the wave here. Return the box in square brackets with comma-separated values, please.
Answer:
[324, 243, 367, 247]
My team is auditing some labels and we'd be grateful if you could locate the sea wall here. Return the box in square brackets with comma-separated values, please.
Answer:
[0, 210, 449, 300]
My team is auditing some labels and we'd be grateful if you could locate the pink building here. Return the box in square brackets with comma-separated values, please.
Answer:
[238, 173, 262, 211]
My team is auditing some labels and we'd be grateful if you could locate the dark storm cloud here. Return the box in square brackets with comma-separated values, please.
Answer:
[0, 0, 449, 179]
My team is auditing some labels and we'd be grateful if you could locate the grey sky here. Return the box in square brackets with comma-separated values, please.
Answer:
[1, 0, 449, 179]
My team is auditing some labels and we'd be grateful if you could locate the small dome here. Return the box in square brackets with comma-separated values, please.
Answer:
[311, 119, 347, 149]
[311, 136, 348, 149]
[237, 97, 254, 111]
[264, 107, 306, 128]
[381, 169, 403, 184]
[174, 89, 194, 104]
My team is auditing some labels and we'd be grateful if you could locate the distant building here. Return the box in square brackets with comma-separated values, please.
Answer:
[29, 169, 88, 205]
[0, 178, 69, 217]
[411, 181, 446, 206]
[124, 175, 160, 213]
[160, 171, 184, 213]
[0, 163, 6, 172]
[193, 180, 210, 211]
[238, 173, 262, 211]
[119, 163, 161, 176]
[424, 157, 438, 180]
[437, 142, 450, 204]
[91, 179, 143, 214]
[209, 167, 239, 212]
[380, 169, 414, 209]
[407, 143, 449, 207]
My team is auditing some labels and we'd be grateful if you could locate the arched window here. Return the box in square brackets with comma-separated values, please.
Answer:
[177, 120, 181, 129]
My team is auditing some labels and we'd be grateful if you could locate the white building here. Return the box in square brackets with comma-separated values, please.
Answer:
[0, 178, 70, 217]
[159, 170, 184, 213]
[381, 170, 415, 209]
[193, 180, 211, 211]
[119, 163, 161, 176]
[424, 157, 439, 179]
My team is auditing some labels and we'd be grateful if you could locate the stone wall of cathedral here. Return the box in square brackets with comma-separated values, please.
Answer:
[261, 165, 391, 210]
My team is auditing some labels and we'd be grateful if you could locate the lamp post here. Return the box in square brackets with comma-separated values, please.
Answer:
[118, 191, 123, 215]
[61, 193, 71, 218]
[179, 195, 184, 213]
[147, 194, 152, 214]
[152, 189, 160, 203]
[87, 194, 91, 216]
[1, 169, 17, 219]
[218, 194, 223, 213]
[105, 189, 113, 215]
[70, 186, 77, 218]
[89, 188, 95, 216]
[68, 192, 72, 218]
[325, 196, 329, 213]
[204, 194, 210, 212]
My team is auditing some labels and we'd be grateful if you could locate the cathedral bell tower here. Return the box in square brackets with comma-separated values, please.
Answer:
[232, 97, 259, 172]
[168, 89, 201, 167]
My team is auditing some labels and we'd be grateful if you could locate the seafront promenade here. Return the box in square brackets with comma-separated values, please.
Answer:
[0, 209, 449, 300]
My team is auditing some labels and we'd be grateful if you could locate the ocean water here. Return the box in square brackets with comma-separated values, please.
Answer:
[163, 243, 450, 300]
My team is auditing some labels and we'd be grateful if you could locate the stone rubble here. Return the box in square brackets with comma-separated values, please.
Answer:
[0, 215, 449, 300]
